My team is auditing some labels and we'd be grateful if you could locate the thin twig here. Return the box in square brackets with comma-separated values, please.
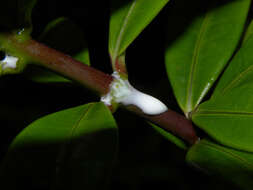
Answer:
[2, 34, 199, 145]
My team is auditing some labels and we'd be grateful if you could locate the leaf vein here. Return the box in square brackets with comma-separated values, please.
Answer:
[202, 141, 253, 170]
[112, 1, 137, 62]
[69, 104, 94, 140]
[196, 110, 253, 117]
[186, 13, 211, 112]
[221, 64, 253, 95]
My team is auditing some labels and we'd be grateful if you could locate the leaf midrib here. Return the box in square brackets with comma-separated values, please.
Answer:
[221, 63, 253, 95]
[70, 104, 93, 141]
[196, 109, 253, 117]
[202, 140, 253, 170]
[112, 1, 137, 62]
[186, 13, 210, 113]
[53, 104, 94, 177]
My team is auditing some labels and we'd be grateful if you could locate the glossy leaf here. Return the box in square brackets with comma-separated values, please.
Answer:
[165, 0, 250, 115]
[0, 102, 118, 190]
[243, 19, 253, 44]
[0, 0, 37, 31]
[192, 34, 253, 152]
[25, 17, 90, 83]
[186, 139, 253, 190]
[149, 123, 187, 150]
[109, 0, 169, 62]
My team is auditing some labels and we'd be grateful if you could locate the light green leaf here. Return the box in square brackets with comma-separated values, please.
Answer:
[186, 139, 253, 190]
[150, 123, 187, 150]
[0, 102, 118, 190]
[242, 19, 253, 44]
[165, 0, 250, 116]
[192, 33, 253, 152]
[25, 17, 90, 83]
[109, 0, 169, 62]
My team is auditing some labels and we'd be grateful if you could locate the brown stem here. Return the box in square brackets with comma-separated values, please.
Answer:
[126, 105, 198, 145]
[146, 110, 198, 144]
[3, 34, 198, 145]
[113, 54, 128, 76]
[4, 34, 113, 95]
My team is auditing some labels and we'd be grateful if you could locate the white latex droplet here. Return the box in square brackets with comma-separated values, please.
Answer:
[121, 88, 168, 115]
[100, 93, 113, 106]
[101, 72, 168, 115]
[1, 55, 18, 69]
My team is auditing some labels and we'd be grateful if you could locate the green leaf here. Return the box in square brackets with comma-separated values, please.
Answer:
[186, 139, 253, 190]
[39, 17, 90, 65]
[165, 0, 250, 115]
[18, 0, 37, 29]
[25, 17, 90, 83]
[23, 65, 70, 83]
[0, 0, 37, 32]
[109, 0, 169, 62]
[192, 34, 253, 152]
[0, 102, 118, 190]
[242, 19, 253, 45]
[150, 123, 187, 150]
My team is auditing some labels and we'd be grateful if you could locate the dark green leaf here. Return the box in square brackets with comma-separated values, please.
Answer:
[150, 123, 187, 150]
[165, 0, 250, 116]
[0, 0, 37, 32]
[109, 0, 169, 62]
[39, 17, 90, 65]
[25, 17, 90, 83]
[192, 34, 253, 152]
[23, 65, 70, 83]
[18, 0, 37, 29]
[186, 139, 253, 190]
[0, 102, 118, 190]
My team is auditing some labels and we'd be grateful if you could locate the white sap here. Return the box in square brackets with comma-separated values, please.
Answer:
[1, 55, 18, 69]
[101, 72, 168, 115]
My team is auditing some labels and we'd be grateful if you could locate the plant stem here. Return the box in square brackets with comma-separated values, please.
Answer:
[125, 105, 198, 145]
[2, 34, 113, 95]
[3, 34, 198, 145]
[111, 54, 128, 77]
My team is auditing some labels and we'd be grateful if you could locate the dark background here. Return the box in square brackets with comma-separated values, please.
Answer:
[1, 0, 251, 189]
